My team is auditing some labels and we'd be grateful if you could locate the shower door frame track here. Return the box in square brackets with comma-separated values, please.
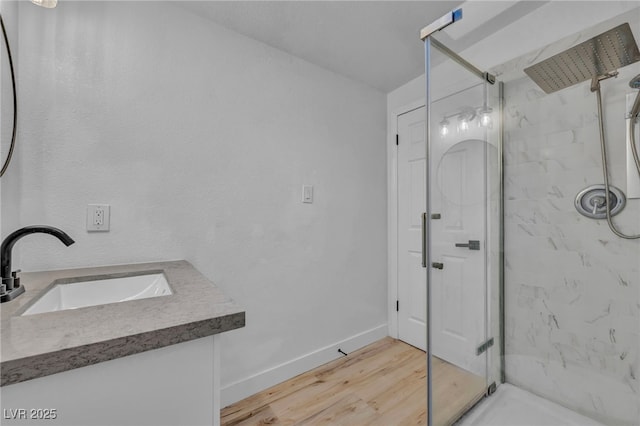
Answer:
[498, 81, 505, 385]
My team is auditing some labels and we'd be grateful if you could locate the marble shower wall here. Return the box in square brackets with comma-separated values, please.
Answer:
[502, 19, 640, 424]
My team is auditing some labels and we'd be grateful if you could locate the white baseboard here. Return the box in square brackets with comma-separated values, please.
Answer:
[220, 324, 388, 407]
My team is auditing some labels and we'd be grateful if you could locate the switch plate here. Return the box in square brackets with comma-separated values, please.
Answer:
[302, 185, 313, 203]
[87, 204, 110, 232]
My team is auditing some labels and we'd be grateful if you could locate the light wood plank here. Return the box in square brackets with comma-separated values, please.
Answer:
[294, 393, 379, 425]
[221, 338, 486, 426]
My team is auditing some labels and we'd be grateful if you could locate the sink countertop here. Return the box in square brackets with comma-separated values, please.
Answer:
[0, 260, 245, 386]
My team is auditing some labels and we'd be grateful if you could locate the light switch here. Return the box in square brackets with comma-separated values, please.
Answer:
[302, 185, 313, 204]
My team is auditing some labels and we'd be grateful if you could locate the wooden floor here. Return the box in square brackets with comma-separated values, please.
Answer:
[221, 337, 486, 426]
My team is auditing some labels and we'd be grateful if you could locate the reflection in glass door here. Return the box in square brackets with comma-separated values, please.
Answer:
[422, 13, 502, 426]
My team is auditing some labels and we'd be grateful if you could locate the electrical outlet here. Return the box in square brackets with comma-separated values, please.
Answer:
[87, 204, 110, 232]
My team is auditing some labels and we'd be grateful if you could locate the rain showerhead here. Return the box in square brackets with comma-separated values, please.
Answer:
[631, 74, 640, 89]
[524, 23, 640, 94]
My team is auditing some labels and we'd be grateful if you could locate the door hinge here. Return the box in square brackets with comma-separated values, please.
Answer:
[396, 134, 399, 146]
[396, 300, 399, 311]
[476, 337, 494, 355]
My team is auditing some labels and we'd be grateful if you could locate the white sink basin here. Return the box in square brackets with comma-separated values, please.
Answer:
[22, 272, 172, 316]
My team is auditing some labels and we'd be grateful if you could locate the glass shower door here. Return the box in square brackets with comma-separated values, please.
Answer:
[424, 32, 502, 426]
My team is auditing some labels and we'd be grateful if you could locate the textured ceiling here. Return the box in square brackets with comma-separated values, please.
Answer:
[175, 1, 557, 93]
[177, 1, 464, 92]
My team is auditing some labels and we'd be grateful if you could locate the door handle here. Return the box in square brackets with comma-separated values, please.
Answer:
[431, 262, 444, 269]
[421, 212, 427, 268]
[455, 240, 480, 250]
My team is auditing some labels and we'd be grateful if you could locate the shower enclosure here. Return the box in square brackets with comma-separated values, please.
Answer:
[421, 6, 640, 426]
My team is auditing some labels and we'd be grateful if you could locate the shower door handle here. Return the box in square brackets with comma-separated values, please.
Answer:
[421, 212, 427, 268]
[455, 240, 481, 250]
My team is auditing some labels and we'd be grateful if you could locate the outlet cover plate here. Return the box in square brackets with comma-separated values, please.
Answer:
[87, 204, 110, 232]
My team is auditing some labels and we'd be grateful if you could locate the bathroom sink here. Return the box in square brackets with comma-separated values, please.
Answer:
[22, 272, 172, 316]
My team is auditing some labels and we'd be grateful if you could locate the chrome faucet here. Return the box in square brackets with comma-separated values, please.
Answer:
[1, 225, 75, 303]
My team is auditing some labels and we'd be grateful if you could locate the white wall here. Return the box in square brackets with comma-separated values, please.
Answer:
[2, 1, 387, 403]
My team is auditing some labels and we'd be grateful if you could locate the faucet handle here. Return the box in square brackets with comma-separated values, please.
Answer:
[11, 270, 21, 287]
[2, 275, 14, 291]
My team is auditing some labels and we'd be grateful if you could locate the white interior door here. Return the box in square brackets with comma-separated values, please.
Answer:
[429, 74, 493, 375]
[397, 107, 427, 351]
[430, 116, 487, 375]
[397, 101, 488, 374]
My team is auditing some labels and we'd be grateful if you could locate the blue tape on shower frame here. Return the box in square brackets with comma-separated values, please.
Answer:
[420, 7, 464, 40]
[452, 8, 463, 23]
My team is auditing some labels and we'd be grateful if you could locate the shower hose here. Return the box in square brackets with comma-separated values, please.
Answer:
[595, 85, 640, 239]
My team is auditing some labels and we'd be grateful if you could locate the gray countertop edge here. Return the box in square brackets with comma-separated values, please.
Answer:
[1, 311, 245, 386]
